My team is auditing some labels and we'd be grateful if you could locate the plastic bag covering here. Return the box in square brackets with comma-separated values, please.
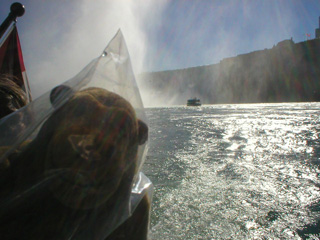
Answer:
[0, 30, 153, 239]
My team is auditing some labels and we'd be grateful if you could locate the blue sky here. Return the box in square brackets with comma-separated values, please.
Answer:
[145, 0, 320, 71]
[0, 0, 320, 98]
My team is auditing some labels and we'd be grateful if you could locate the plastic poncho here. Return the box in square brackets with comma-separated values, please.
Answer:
[0, 30, 153, 239]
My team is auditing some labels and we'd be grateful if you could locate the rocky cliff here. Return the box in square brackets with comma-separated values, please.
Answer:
[138, 39, 320, 106]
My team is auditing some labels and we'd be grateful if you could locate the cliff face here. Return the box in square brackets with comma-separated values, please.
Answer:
[138, 39, 320, 106]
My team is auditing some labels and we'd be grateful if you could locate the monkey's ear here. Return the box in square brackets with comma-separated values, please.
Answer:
[50, 85, 74, 108]
[138, 119, 148, 145]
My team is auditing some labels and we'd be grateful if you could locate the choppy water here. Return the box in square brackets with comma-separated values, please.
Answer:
[142, 103, 320, 240]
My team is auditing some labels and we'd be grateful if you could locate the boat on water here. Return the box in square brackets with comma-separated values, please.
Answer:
[187, 98, 201, 106]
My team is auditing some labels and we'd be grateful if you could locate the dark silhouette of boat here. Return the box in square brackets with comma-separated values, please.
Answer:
[187, 98, 201, 106]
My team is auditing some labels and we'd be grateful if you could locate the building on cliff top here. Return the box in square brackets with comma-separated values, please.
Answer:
[315, 16, 320, 39]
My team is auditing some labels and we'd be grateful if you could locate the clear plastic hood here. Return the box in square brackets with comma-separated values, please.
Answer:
[0, 30, 153, 239]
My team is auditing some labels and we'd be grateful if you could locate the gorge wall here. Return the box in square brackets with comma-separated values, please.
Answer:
[138, 39, 320, 106]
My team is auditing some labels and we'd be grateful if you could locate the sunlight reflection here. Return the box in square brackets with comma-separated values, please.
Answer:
[145, 103, 320, 239]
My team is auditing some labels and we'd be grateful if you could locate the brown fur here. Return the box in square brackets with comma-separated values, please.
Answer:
[0, 74, 27, 119]
[0, 87, 150, 239]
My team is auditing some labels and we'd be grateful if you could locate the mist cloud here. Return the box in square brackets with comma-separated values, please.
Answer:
[12, 0, 320, 107]
[19, 0, 168, 98]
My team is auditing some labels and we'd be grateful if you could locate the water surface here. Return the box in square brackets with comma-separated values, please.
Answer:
[143, 103, 320, 239]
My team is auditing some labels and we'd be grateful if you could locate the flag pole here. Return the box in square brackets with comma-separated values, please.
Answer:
[0, 2, 25, 40]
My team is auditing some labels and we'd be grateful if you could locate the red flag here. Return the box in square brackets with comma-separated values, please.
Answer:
[0, 25, 32, 101]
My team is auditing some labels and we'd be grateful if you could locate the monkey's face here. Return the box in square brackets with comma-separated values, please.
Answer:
[44, 89, 141, 209]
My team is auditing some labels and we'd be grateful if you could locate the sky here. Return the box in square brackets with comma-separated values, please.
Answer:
[0, 0, 320, 99]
